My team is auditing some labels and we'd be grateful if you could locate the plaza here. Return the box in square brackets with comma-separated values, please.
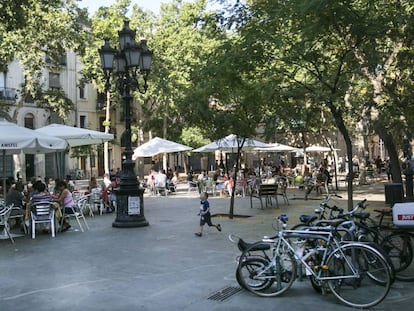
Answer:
[1, 180, 413, 311]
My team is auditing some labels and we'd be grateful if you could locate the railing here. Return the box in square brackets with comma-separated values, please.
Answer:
[0, 87, 16, 102]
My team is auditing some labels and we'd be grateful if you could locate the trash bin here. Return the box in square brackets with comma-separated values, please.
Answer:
[384, 183, 404, 205]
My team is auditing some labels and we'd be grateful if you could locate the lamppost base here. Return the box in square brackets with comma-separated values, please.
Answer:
[112, 182, 149, 228]
[112, 216, 149, 228]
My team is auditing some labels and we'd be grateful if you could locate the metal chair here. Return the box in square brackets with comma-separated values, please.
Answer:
[203, 180, 216, 196]
[79, 194, 94, 217]
[59, 197, 89, 232]
[0, 204, 15, 244]
[187, 182, 198, 194]
[276, 177, 290, 207]
[90, 188, 104, 215]
[8, 206, 27, 235]
[30, 202, 55, 239]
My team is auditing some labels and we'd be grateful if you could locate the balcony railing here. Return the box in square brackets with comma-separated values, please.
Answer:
[0, 87, 16, 102]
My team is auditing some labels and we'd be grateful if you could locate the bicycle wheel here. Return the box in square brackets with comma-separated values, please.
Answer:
[381, 232, 414, 281]
[237, 242, 297, 297]
[363, 241, 396, 284]
[326, 243, 391, 308]
[236, 257, 273, 291]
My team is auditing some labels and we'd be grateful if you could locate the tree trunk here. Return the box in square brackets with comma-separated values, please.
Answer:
[228, 140, 244, 219]
[326, 101, 354, 211]
[374, 120, 402, 184]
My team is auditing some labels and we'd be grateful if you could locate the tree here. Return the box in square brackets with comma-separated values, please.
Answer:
[216, 0, 365, 210]
[347, 0, 414, 185]
[182, 20, 271, 217]
[0, 0, 89, 119]
[213, 0, 414, 209]
[143, 0, 222, 140]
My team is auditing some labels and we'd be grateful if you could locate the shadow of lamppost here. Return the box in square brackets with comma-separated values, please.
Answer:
[99, 20, 153, 227]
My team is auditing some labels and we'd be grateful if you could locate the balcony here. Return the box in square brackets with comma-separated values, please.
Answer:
[0, 87, 16, 103]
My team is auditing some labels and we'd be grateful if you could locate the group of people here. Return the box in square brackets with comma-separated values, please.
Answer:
[5, 177, 76, 233]
[88, 174, 118, 213]
[303, 165, 332, 200]
[186, 170, 236, 197]
[147, 169, 178, 195]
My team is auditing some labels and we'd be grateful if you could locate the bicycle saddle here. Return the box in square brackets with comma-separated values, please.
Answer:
[237, 238, 271, 252]
[299, 215, 317, 224]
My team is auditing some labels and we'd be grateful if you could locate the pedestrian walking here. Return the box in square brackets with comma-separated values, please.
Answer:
[195, 192, 221, 237]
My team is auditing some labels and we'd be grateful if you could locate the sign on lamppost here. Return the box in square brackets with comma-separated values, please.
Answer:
[99, 20, 153, 228]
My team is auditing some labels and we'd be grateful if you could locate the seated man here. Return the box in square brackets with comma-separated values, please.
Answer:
[26, 181, 54, 230]
[313, 166, 330, 195]
[187, 171, 197, 186]
[6, 182, 25, 228]
[154, 169, 167, 195]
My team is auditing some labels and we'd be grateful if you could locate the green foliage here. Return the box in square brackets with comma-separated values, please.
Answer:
[37, 89, 74, 119]
[0, 0, 89, 119]
[70, 145, 95, 159]
[142, 0, 222, 141]
[180, 127, 210, 148]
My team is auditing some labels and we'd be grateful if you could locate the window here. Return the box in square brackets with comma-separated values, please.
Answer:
[79, 86, 87, 99]
[49, 72, 61, 89]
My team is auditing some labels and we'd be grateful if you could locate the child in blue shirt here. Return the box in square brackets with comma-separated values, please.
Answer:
[195, 192, 221, 237]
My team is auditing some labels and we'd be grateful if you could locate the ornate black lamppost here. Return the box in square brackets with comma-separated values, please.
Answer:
[99, 20, 152, 227]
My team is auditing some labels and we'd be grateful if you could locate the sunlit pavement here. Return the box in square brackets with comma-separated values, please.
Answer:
[1, 179, 413, 311]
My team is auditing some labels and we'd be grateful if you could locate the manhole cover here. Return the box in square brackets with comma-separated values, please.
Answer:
[207, 285, 242, 301]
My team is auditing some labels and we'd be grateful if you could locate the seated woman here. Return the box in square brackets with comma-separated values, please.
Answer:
[52, 180, 74, 231]
[167, 172, 178, 192]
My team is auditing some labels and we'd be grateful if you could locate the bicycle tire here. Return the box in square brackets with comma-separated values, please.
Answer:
[236, 256, 274, 291]
[237, 241, 297, 297]
[363, 241, 396, 284]
[326, 243, 391, 308]
[381, 232, 414, 281]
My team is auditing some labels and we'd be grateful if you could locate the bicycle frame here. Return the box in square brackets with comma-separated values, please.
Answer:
[258, 228, 362, 283]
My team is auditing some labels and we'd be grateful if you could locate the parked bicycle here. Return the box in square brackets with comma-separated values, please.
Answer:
[292, 195, 414, 281]
[233, 215, 393, 308]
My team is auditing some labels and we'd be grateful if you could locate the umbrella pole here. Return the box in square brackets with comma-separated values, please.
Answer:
[2, 150, 6, 198]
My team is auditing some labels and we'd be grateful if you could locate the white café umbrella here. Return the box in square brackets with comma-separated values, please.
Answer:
[34, 123, 114, 147]
[302, 145, 335, 152]
[35, 124, 114, 179]
[254, 142, 297, 152]
[193, 134, 268, 152]
[132, 137, 193, 160]
[0, 120, 68, 197]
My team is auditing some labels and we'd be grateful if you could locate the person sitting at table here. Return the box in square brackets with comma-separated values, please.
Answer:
[167, 171, 178, 193]
[6, 182, 25, 229]
[101, 173, 113, 213]
[25, 181, 54, 231]
[155, 169, 168, 195]
[187, 171, 197, 188]
[52, 180, 74, 232]
[197, 170, 207, 193]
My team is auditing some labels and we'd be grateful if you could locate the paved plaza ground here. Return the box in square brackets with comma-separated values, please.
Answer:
[1, 179, 414, 311]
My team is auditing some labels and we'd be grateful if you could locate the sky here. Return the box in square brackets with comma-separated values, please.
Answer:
[79, 0, 194, 15]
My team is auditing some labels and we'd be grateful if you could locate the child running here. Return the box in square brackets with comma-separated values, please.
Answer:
[195, 192, 221, 237]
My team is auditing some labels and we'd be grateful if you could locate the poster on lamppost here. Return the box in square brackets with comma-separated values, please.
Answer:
[128, 196, 140, 215]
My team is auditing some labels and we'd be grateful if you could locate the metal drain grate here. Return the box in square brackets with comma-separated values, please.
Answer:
[207, 286, 242, 302]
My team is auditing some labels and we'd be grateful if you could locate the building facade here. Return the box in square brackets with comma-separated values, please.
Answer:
[0, 50, 121, 183]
